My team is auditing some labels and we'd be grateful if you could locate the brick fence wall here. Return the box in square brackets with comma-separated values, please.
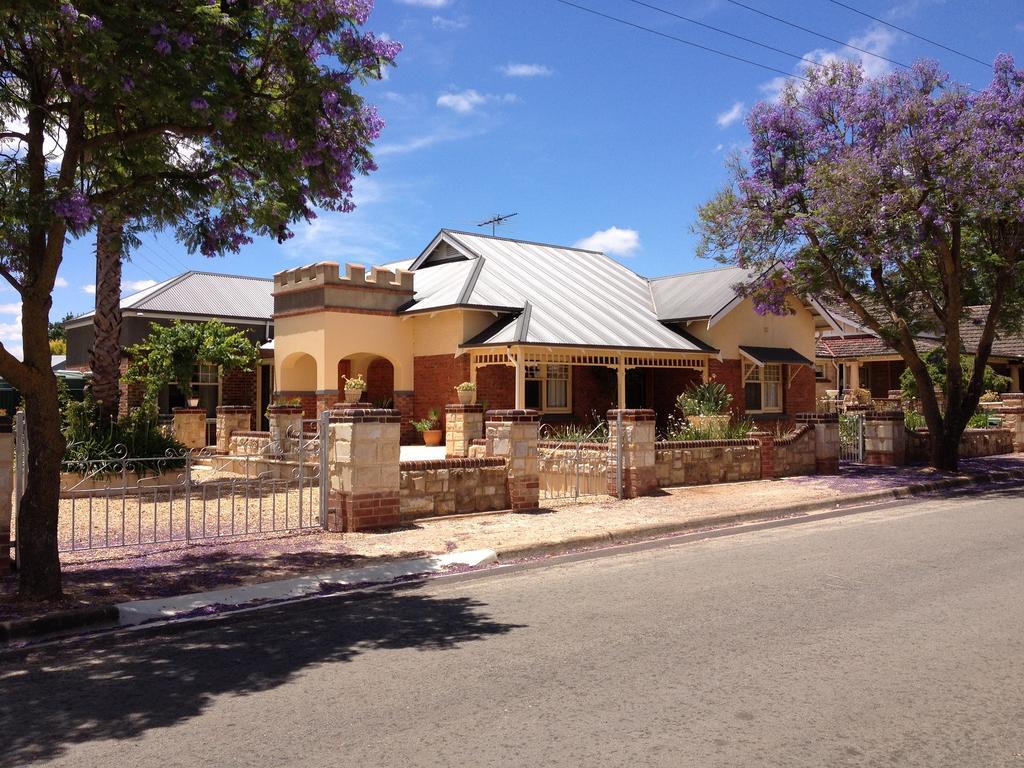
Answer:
[654, 439, 761, 486]
[399, 458, 509, 519]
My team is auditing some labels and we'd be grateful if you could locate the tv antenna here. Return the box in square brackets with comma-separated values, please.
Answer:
[478, 212, 518, 236]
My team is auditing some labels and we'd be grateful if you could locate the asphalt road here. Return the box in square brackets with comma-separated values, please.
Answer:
[3, 484, 1024, 767]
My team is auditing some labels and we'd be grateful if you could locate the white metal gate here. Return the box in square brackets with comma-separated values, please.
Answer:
[16, 410, 330, 555]
[538, 419, 619, 503]
[839, 412, 865, 463]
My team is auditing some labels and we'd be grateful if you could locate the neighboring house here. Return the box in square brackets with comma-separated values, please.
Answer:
[814, 305, 1024, 400]
[64, 271, 277, 428]
[272, 229, 835, 438]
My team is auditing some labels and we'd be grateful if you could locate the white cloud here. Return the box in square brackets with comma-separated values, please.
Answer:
[376, 126, 482, 156]
[436, 89, 517, 114]
[82, 284, 96, 295]
[759, 24, 899, 101]
[124, 279, 158, 292]
[432, 15, 467, 31]
[574, 227, 641, 258]
[54, 276, 69, 288]
[500, 63, 553, 78]
[716, 101, 745, 128]
[397, 0, 450, 6]
[0, 302, 21, 315]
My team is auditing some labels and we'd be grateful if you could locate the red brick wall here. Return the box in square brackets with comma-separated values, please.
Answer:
[413, 353, 470, 422]
[572, 366, 617, 425]
[476, 364, 515, 412]
[221, 368, 256, 407]
[366, 358, 395, 406]
[709, 358, 744, 421]
[650, 368, 704, 433]
[784, 364, 816, 421]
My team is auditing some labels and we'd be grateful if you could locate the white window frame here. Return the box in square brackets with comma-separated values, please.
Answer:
[743, 362, 783, 414]
[525, 363, 572, 414]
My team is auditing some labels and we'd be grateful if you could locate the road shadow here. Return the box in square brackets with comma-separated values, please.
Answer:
[0, 583, 524, 765]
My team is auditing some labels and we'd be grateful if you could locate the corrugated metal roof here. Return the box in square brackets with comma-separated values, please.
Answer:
[648, 265, 757, 321]
[406, 230, 712, 353]
[73, 271, 273, 322]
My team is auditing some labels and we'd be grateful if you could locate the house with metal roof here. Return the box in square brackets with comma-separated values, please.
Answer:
[64, 271, 276, 427]
[62, 229, 842, 442]
[273, 229, 834, 438]
[814, 304, 1024, 400]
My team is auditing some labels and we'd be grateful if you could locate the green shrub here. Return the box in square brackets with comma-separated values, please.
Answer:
[904, 411, 926, 430]
[900, 348, 1011, 399]
[62, 393, 185, 471]
[542, 413, 609, 443]
[663, 416, 754, 441]
[968, 411, 992, 428]
[676, 381, 732, 417]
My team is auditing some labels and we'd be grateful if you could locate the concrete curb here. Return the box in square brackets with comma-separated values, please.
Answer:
[0, 604, 119, 643]
[4, 467, 1022, 645]
[492, 468, 1024, 562]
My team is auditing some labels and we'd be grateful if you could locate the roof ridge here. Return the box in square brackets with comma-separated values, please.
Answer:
[648, 263, 746, 282]
[442, 228, 604, 255]
[177, 269, 274, 281]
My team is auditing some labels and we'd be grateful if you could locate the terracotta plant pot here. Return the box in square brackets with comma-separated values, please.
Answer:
[457, 389, 475, 405]
[344, 389, 363, 404]
[422, 429, 443, 447]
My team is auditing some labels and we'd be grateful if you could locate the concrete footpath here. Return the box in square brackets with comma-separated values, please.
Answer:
[2, 455, 1023, 644]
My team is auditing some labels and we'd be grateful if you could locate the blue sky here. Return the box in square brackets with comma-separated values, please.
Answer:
[34, 0, 1024, 353]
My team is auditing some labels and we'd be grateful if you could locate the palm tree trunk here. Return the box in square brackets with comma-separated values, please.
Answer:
[89, 214, 125, 425]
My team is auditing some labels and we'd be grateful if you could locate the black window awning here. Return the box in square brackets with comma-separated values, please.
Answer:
[739, 346, 814, 366]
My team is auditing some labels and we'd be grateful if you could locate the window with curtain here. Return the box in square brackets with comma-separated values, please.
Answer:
[743, 362, 783, 413]
[523, 363, 571, 413]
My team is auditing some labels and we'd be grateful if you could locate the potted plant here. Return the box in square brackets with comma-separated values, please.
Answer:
[455, 381, 476, 405]
[676, 381, 732, 436]
[412, 409, 442, 446]
[342, 374, 367, 404]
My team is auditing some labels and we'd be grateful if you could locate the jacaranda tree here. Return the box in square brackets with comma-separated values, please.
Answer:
[0, 0, 398, 599]
[696, 56, 1024, 471]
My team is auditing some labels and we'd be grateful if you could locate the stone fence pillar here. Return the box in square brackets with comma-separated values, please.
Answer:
[326, 408, 401, 532]
[172, 407, 206, 450]
[446, 404, 484, 458]
[796, 412, 840, 474]
[750, 431, 776, 480]
[998, 405, 1024, 452]
[267, 405, 304, 456]
[863, 411, 907, 466]
[216, 405, 253, 454]
[0, 416, 11, 570]
[607, 409, 657, 498]
[486, 410, 539, 512]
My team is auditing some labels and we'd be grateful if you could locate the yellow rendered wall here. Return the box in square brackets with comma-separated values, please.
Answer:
[274, 308, 497, 392]
[687, 296, 818, 362]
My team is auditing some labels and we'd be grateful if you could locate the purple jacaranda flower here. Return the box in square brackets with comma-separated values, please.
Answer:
[222, 107, 237, 123]
[190, 97, 209, 111]
[53, 192, 92, 233]
[155, 39, 172, 56]
[176, 32, 194, 50]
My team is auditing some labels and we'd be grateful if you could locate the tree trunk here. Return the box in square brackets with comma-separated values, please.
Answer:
[90, 214, 125, 425]
[17, 291, 67, 600]
[17, 381, 66, 600]
[928, 425, 961, 472]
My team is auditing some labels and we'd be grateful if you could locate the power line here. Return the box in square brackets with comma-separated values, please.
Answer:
[554, 0, 809, 82]
[621, 0, 905, 72]
[722, 0, 910, 71]
[824, 0, 991, 68]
